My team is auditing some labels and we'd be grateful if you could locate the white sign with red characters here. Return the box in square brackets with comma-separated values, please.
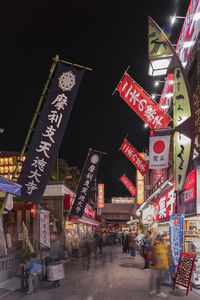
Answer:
[117, 73, 171, 129]
[83, 205, 95, 219]
[153, 187, 176, 222]
[149, 135, 170, 169]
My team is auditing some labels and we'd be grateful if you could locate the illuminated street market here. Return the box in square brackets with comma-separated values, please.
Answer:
[0, 0, 200, 299]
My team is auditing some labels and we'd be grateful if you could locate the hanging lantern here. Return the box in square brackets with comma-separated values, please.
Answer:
[31, 204, 36, 218]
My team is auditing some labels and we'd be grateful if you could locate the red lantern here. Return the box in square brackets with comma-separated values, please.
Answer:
[31, 204, 36, 218]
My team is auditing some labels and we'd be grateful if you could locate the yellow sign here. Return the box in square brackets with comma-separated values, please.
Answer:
[98, 184, 104, 208]
[149, 24, 172, 58]
[173, 68, 191, 128]
[137, 153, 144, 205]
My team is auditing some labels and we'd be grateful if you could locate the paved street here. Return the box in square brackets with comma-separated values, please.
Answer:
[2, 245, 200, 300]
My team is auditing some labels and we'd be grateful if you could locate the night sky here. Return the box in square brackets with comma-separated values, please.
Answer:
[1, 0, 190, 198]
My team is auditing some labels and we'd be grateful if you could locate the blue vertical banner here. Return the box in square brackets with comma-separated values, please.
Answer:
[169, 216, 183, 275]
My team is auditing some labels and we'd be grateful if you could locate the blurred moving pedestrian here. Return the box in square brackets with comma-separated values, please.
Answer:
[47, 232, 64, 289]
[129, 233, 137, 258]
[123, 233, 130, 253]
[149, 234, 169, 298]
[84, 234, 93, 270]
[142, 230, 152, 269]
[25, 252, 42, 295]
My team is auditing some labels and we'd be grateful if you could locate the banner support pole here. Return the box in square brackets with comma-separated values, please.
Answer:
[0, 55, 59, 219]
[112, 66, 130, 96]
[55, 57, 93, 71]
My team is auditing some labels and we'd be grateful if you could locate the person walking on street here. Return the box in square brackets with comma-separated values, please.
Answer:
[129, 233, 137, 258]
[47, 232, 63, 289]
[123, 233, 130, 253]
[142, 230, 152, 269]
[149, 234, 169, 298]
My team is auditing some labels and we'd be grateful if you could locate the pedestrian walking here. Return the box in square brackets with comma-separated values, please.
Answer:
[149, 234, 169, 298]
[25, 252, 42, 295]
[123, 233, 130, 253]
[47, 232, 64, 289]
[84, 234, 93, 270]
[141, 230, 152, 269]
[129, 233, 137, 258]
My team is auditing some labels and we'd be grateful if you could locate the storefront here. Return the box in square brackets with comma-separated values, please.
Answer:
[66, 204, 99, 257]
[141, 185, 176, 244]
[180, 167, 200, 288]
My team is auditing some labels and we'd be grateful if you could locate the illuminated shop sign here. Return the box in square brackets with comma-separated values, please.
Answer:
[112, 197, 135, 204]
[176, 0, 200, 67]
[97, 183, 104, 208]
[153, 186, 176, 222]
[83, 205, 95, 219]
[184, 168, 197, 215]
[143, 187, 176, 223]
[137, 153, 144, 205]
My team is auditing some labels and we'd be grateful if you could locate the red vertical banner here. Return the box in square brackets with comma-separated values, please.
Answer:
[97, 184, 104, 208]
[120, 174, 136, 197]
[120, 139, 149, 176]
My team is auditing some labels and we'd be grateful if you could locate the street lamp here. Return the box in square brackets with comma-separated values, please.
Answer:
[151, 93, 161, 99]
[154, 80, 165, 87]
[170, 15, 185, 25]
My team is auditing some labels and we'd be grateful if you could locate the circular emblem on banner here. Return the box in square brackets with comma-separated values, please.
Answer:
[91, 155, 99, 164]
[58, 71, 76, 91]
[153, 140, 165, 154]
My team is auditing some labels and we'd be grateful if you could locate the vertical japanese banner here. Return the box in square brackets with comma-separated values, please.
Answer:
[18, 63, 84, 204]
[70, 150, 102, 218]
[97, 184, 104, 208]
[119, 174, 136, 197]
[173, 68, 191, 128]
[149, 135, 170, 169]
[40, 210, 50, 248]
[169, 216, 183, 275]
[173, 132, 191, 192]
[137, 153, 144, 205]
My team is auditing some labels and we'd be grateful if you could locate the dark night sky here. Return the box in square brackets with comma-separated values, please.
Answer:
[0, 0, 190, 198]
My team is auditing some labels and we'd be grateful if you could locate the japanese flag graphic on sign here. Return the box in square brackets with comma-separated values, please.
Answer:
[117, 73, 171, 129]
[149, 135, 170, 169]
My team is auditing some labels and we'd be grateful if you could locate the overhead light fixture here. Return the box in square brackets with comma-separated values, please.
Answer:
[148, 55, 173, 76]
[154, 80, 165, 87]
[170, 15, 185, 25]
[151, 93, 161, 99]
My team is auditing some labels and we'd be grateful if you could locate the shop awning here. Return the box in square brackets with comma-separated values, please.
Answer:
[69, 216, 99, 227]
[0, 176, 21, 196]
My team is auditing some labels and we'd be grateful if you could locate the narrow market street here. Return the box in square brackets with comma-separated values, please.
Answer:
[2, 245, 200, 300]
